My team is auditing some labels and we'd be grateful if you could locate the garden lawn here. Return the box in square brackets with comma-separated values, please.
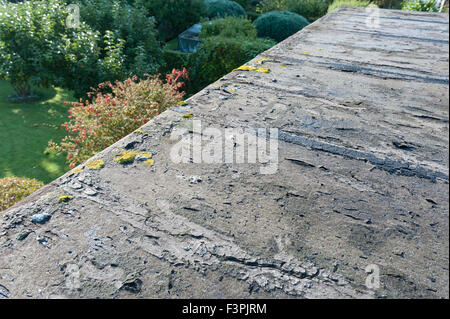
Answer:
[0, 80, 73, 184]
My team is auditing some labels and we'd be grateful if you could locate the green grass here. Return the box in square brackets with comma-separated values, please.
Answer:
[0, 80, 73, 184]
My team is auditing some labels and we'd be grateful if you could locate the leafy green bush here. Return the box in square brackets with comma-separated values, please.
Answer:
[188, 36, 275, 92]
[233, 0, 254, 9]
[135, 0, 207, 41]
[200, 17, 258, 39]
[186, 16, 275, 93]
[285, 0, 329, 22]
[372, 0, 403, 8]
[205, 0, 247, 18]
[0, 177, 44, 212]
[74, 0, 162, 80]
[253, 11, 309, 43]
[257, 0, 331, 22]
[48, 70, 188, 168]
[327, 0, 370, 12]
[257, 0, 289, 12]
[0, 0, 163, 99]
[401, 0, 439, 11]
[161, 49, 191, 75]
[0, 0, 100, 98]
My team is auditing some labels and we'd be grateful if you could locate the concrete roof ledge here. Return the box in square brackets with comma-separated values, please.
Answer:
[1, 8, 448, 299]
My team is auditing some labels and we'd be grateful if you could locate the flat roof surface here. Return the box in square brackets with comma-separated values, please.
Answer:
[1, 7, 448, 298]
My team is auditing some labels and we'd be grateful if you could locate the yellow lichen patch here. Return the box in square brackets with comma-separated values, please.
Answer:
[69, 167, 83, 176]
[59, 195, 73, 203]
[144, 159, 155, 167]
[256, 58, 273, 65]
[85, 160, 105, 170]
[135, 130, 144, 134]
[303, 51, 310, 54]
[183, 113, 193, 119]
[114, 150, 138, 164]
[233, 66, 270, 73]
[256, 67, 270, 73]
[178, 101, 187, 106]
[234, 65, 254, 72]
[138, 152, 152, 160]
[279, 64, 288, 68]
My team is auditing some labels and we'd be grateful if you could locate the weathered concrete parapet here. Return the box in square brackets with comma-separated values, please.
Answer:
[1, 8, 448, 299]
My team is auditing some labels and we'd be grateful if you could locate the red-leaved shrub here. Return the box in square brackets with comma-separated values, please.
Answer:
[48, 69, 189, 168]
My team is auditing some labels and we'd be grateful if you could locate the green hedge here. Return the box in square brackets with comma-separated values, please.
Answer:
[253, 11, 309, 43]
[162, 49, 191, 75]
[200, 17, 258, 39]
[401, 0, 439, 11]
[188, 35, 275, 92]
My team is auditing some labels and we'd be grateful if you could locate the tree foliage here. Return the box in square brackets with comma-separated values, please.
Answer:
[0, 0, 101, 97]
[401, 0, 439, 11]
[135, 0, 207, 41]
[189, 18, 275, 92]
[0, 0, 162, 99]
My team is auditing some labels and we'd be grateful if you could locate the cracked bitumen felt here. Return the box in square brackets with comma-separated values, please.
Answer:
[0, 8, 448, 299]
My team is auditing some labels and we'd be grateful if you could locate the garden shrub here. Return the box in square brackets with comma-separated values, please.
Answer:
[327, 0, 370, 12]
[233, 0, 254, 9]
[257, 0, 289, 12]
[74, 0, 162, 81]
[47, 70, 189, 168]
[161, 49, 191, 75]
[135, 0, 207, 41]
[372, 0, 403, 8]
[0, 177, 44, 212]
[205, 0, 247, 18]
[188, 36, 275, 92]
[200, 17, 258, 39]
[401, 0, 439, 11]
[0, 0, 101, 98]
[0, 0, 163, 99]
[256, 0, 332, 22]
[253, 11, 309, 43]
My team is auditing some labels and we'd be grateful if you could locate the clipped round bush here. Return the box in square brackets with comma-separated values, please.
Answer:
[205, 0, 247, 18]
[253, 11, 309, 43]
[0, 177, 44, 212]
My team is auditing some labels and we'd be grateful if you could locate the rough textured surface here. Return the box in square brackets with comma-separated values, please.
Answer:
[1, 8, 448, 299]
